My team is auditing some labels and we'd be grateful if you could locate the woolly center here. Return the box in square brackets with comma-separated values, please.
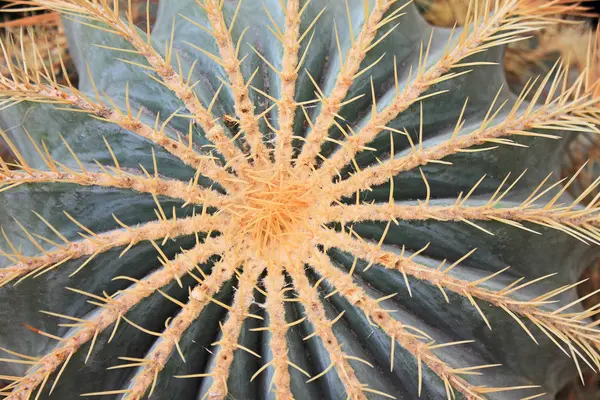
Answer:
[228, 169, 316, 254]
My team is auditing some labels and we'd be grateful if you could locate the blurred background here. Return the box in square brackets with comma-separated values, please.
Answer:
[0, 1, 598, 398]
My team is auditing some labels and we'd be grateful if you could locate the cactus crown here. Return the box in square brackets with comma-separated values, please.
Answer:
[0, 0, 600, 399]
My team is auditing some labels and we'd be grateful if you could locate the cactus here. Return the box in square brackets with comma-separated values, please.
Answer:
[0, 0, 600, 399]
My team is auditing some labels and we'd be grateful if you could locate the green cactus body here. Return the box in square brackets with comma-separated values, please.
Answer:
[0, 0, 599, 399]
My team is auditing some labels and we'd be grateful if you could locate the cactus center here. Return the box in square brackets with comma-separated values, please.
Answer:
[228, 167, 318, 253]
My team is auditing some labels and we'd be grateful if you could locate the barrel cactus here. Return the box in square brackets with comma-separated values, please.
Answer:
[0, 0, 599, 399]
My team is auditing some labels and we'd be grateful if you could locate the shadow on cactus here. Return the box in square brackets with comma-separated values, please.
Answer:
[0, 0, 599, 399]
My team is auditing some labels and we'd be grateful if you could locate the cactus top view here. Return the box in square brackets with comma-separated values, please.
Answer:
[1, 0, 600, 399]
